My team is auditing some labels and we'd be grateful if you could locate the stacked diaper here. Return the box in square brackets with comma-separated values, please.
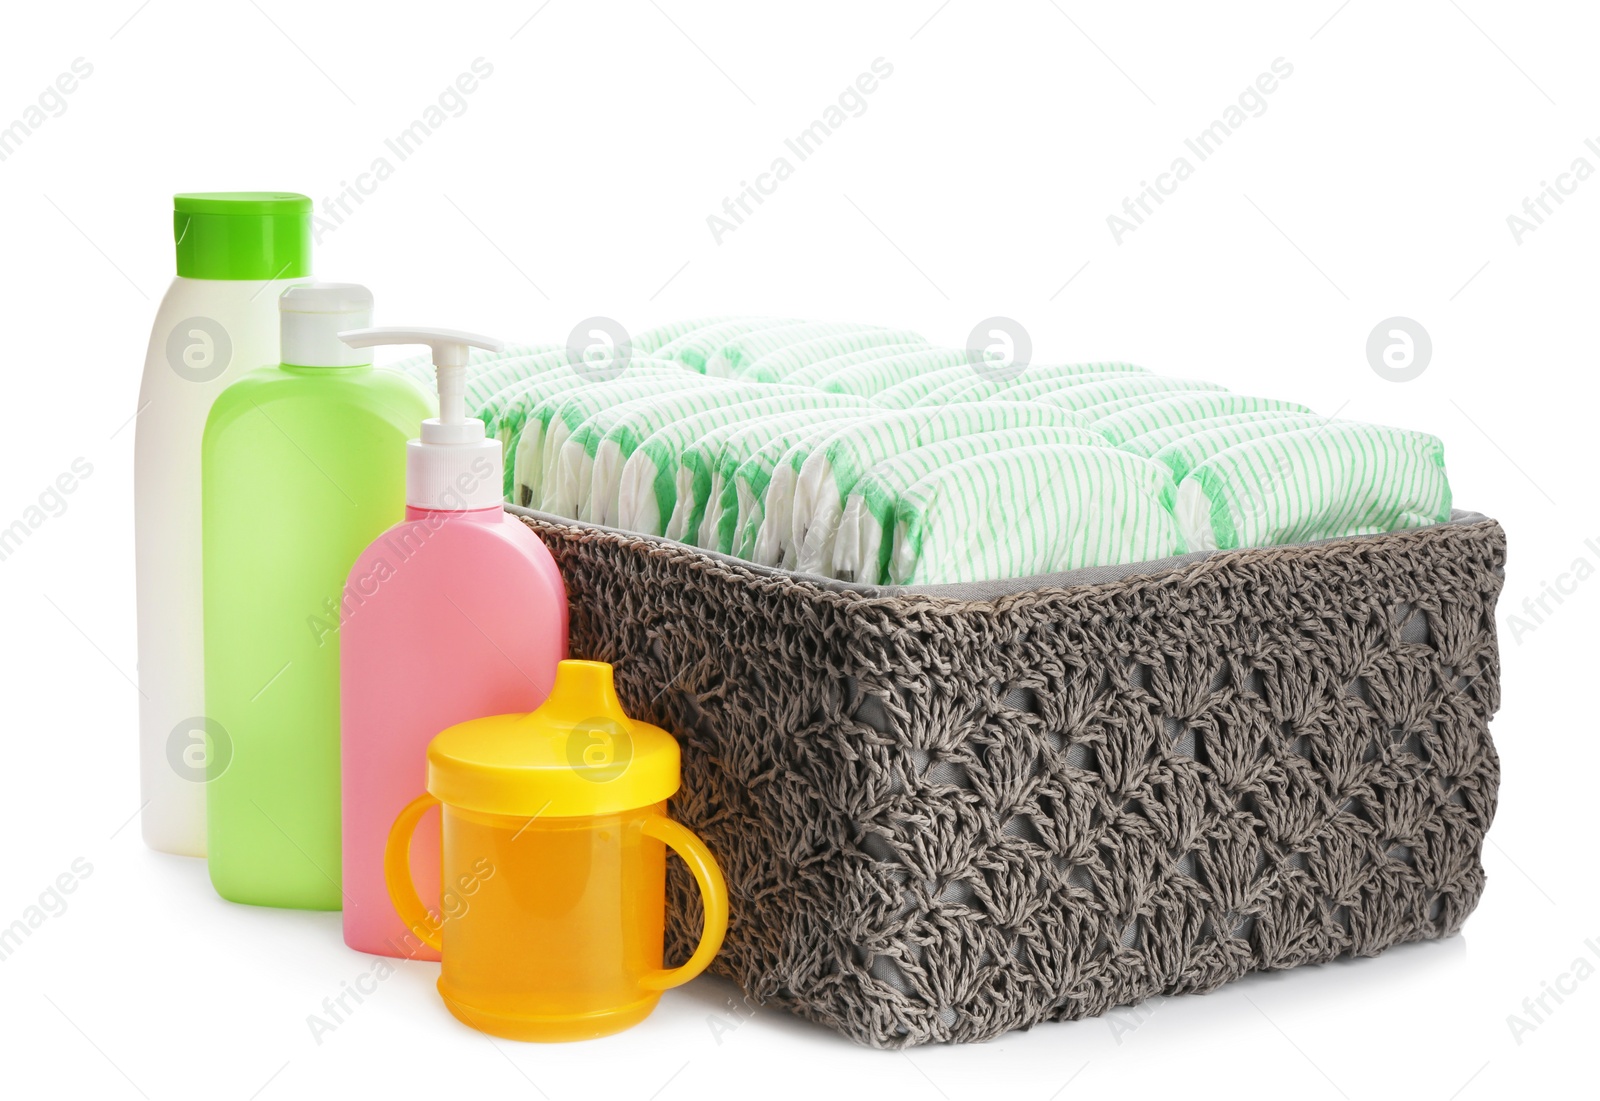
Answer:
[407, 317, 1452, 586]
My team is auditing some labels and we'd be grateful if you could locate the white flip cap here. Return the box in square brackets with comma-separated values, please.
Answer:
[281, 283, 374, 367]
[339, 326, 506, 511]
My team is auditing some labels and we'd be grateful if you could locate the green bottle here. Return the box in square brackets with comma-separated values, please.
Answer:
[202, 282, 435, 909]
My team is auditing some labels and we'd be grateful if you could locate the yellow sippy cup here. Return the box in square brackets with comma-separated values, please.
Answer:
[384, 659, 729, 1042]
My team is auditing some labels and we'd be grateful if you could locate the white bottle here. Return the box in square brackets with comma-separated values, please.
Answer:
[135, 193, 312, 856]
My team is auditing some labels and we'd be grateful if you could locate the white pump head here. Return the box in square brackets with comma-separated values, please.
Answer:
[339, 326, 506, 511]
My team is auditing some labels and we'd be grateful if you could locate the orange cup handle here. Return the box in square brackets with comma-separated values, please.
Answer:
[640, 814, 729, 992]
[384, 793, 443, 953]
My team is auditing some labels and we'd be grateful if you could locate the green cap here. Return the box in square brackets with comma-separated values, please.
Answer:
[173, 192, 313, 281]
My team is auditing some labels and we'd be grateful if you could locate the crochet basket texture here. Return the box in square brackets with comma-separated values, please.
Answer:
[517, 510, 1505, 1048]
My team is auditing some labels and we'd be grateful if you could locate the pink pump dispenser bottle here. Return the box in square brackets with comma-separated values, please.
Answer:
[337, 326, 567, 959]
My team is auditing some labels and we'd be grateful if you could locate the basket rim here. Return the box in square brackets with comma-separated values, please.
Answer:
[511, 506, 1499, 610]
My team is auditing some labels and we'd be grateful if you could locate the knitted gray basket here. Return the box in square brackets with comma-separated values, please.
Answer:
[514, 508, 1504, 1048]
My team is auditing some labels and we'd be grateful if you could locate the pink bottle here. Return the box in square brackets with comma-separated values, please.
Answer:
[338, 327, 567, 960]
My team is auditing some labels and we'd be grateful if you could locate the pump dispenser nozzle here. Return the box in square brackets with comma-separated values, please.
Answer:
[339, 326, 507, 511]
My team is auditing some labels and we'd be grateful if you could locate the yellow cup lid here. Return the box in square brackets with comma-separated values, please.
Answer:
[426, 660, 680, 818]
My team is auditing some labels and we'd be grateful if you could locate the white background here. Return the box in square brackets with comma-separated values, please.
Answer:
[1, 1, 1594, 1098]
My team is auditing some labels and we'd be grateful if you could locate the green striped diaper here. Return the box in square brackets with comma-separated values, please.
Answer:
[654, 318, 804, 372]
[479, 356, 682, 440]
[1174, 422, 1451, 551]
[1026, 375, 1226, 411]
[476, 352, 585, 440]
[736, 335, 930, 383]
[466, 353, 580, 415]
[669, 407, 876, 545]
[724, 417, 867, 559]
[521, 374, 718, 510]
[909, 363, 1150, 409]
[809, 348, 1008, 399]
[1077, 389, 1242, 425]
[633, 317, 740, 355]
[547, 380, 770, 520]
[471, 319, 1457, 586]
[912, 369, 1148, 410]
[476, 352, 677, 500]
[1146, 414, 1334, 481]
[1119, 411, 1321, 459]
[502, 365, 688, 506]
[774, 346, 965, 391]
[874, 361, 1141, 410]
[768, 402, 1087, 570]
[867, 361, 996, 410]
[829, 425, 1114, 584]
[890, 446, 1186, 585]
[704, 322, 919, 377]
[1088, 393, 1314, 445]
[609, 391, 867, 534]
